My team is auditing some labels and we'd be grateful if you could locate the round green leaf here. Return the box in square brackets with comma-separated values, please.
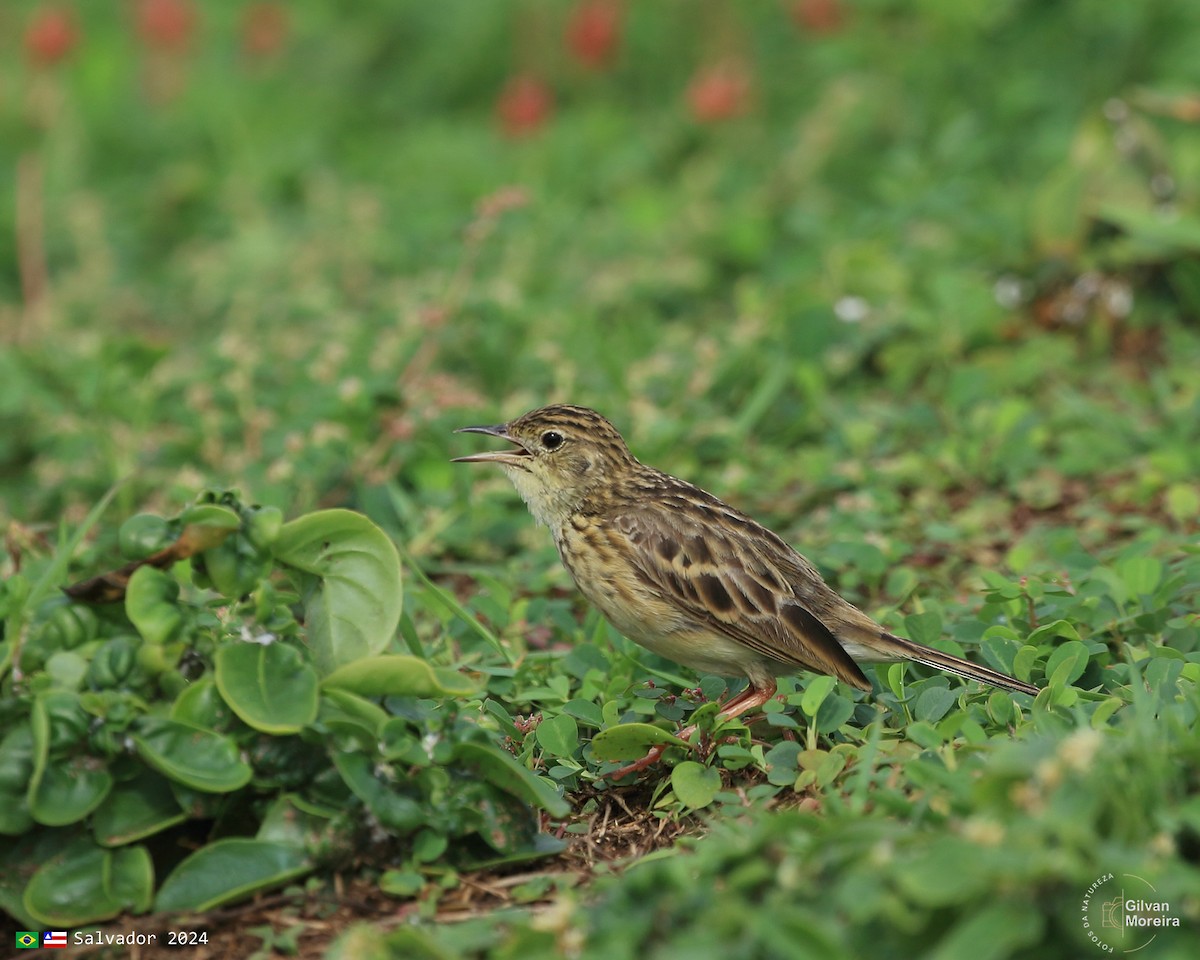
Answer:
[271, 509, 403, 675]
[28, 756, 113, 826]
[913, 686, 958, 724]
[23, 840, 153, 926]
[92, 769, 186, 846]
[132, 716, 252, 793]
[671, 760, 721, 810]
[215, 642, 319, 733]
[171, 676, 234, 728]
[589, 723, 690, 762]
[125, 566, 184, 646]
[1117, 555, 1163, 596]
[535, 714, 579, 758]
[154, 838, 311, 913]
[814, 692, 855, 733]
[322, 654, 478, 698]
[118, 513, 173, 560]
[1045, 639, 1090, 688]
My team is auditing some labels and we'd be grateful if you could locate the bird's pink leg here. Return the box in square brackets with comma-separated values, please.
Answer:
[715, 678, 777, 720]
[606, 680, 777, 780]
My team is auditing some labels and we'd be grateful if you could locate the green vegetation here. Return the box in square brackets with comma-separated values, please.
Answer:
[2, 1, 1199, 957]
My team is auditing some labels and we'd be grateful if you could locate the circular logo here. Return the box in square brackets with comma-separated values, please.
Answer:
[1081, 872, 1179, 953]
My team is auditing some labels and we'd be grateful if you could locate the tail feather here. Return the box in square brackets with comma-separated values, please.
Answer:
[881, 631, 1039, 697]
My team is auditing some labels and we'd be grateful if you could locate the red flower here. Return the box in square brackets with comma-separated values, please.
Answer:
[25, 7, 78, 67]
[497, 74, 554, 138]
[791, 0, 846, 35]
[242, 2, 288, 59]
[136, 0, 196, 51]
[686, 63, 751, 123]
[566, 0, 621, 70]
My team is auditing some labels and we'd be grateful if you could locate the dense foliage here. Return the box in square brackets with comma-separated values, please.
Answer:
[2, 0, 1199, 957]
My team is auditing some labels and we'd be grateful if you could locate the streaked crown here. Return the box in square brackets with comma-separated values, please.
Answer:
[454, 404, 639, 526]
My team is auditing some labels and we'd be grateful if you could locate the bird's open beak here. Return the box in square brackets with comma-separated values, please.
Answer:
[451, 423, 531, 465]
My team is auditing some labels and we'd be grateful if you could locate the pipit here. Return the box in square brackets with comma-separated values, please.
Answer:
[454, 404, 1039, 777]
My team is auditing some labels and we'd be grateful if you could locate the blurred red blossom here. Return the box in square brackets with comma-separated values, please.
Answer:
[25, 7, 79, 66]
[497, 74, 554, 138]
[566, 0, 622, 70]
[687, 62, 752, 123]
[790, 0, 846, 35]
[135, 0, 196, 51]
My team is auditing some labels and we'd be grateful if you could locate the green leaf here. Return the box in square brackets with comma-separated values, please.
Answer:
[271, 509, 403, 675]
[125, 566, 183, 646]
[0, 725, 35, 836]
[913, 686, 958, 723]
[1026, 619, 1080, 646]
[171, 676, 234, 728]
[560, 698, 604, 728]
[895, 836, 990, 906]
[1165, 482, 1200, 522]
[332, 751, 425, 831]
[763, 741, 802, 787]
[904, 611, 943, 647]
[929, 901, 1044, 960]
[321, 654, 477, 698]
[215, 642, 320, 733]
[28, 755, 113, 826]
[378, 870, 425, 898]
[318, 688, 390, 740]
[154, 839, 311, 913]
[23, 840, 153, 926]
[814, 692, 855, 733]
[132, 717, 252, 793]
[671, 761, 721, 810]
[179, 502, 242, 532]
[589, 723, 690, 762]
[535, 714, 579, 758]
[1117, 556, 1163, 597]
[92, 769, 186, 846]
[799, 675, 836, 717]
[257, 794, 341, 851]
[1090, 697, 1124, 728]
[1045, 640, 1090, 688]
[455, 741, 571, 818]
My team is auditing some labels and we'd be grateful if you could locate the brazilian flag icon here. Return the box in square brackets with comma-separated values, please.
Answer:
[15, 932, 39, 949]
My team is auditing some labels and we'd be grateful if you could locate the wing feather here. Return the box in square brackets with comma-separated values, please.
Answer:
[614, 502, 871, 690]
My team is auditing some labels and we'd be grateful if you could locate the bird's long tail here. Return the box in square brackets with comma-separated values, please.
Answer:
[882, 631, 1040, 696]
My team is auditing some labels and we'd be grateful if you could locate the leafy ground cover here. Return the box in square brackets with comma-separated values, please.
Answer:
[2, 1, 1200, 957]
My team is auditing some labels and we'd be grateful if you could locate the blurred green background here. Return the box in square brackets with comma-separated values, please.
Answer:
[2, 1, 1200, 955]
[4, 0, 1198, 539]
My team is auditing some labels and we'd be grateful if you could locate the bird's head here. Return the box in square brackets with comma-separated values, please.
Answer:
[453, 404, 637, 526]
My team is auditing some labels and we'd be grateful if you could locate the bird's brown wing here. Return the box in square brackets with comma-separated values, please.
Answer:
[612, 500, 872, 690]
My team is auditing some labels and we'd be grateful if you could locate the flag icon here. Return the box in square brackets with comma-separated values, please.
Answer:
[44, 931, 69, 948]
[15, 932, 39, 949]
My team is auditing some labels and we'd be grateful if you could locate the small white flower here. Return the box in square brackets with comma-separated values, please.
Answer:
[834, 295, 870, 324]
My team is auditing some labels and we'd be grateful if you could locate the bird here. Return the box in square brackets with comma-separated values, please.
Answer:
[454, 404, 1040, 776]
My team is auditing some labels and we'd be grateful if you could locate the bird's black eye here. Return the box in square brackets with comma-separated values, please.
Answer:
[541, 430, 564, 450]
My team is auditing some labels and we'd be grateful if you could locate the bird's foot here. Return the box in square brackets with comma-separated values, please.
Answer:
[605, 683, 779, 781]
[608, 722, 702, 780]
[607, 744, 669, 781]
